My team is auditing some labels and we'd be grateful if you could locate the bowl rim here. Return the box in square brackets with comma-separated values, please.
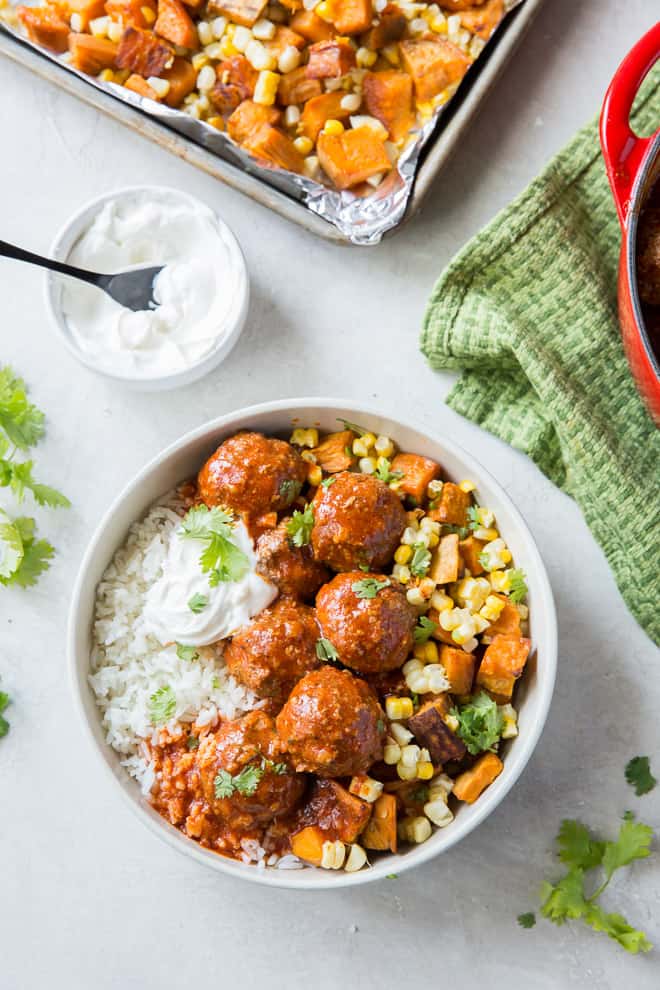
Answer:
[67, 397, 558, 889]
[44, 183, 249, 389]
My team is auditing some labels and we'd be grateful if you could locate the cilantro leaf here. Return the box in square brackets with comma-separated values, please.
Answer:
[214, 769, 235, 799]
[176, 643, 199, 662]
[413, 615, 437, 643]
[337, 418, 367, 436]
[451, 692, 503, 755]
[540, 868, 587, 924]
[2, 459, 69, 508]
[0, 690, 10, 738]
[374, 458, 403, 484]
[582, 904, 652, 954]
[321, 476, 336, 489]
[188, 593, 208, 613]
[148, 685, 176, 726]
[467, 505, 480, 531]
[180, 505, 249, 587]
[624, 756, 656, 796]
[279, 478, 302, 503]
[508, 569, 528, 604]
[352, 577, 390, 599]
[0, 512, 24, 580]
[517, 912, 536, 929]
[9, 537, 54, 588]
[186, 735, 199, 750]
[0, 367, 45, 450]
[214, 763, 264, 799]
[410, 543, 431, 577]
[286, 503, 314, 547]
[557, 820, 605, 871]
[600, 817, 653, 884]
[316, 638, 339, 662]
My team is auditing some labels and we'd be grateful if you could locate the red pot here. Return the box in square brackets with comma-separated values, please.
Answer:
[600, 22, 660, 426]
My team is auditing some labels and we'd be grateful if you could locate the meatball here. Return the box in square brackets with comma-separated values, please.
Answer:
[276, 666, 384, 777]
[316, 572, 416, 674]
[311, 471, 406, 572]
[638, 206, 660, 305]
[198, 432, 307, 520]
[197, 710, 304, 828]
[224, 597, 321, 703]
[255, 519, 330, 601]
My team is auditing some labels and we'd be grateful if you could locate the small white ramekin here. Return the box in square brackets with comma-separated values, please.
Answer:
[45, 185, 249, 391]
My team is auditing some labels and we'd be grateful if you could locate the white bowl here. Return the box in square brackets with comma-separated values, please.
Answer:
[68, 399, 557, 888]
[45, 185, 249, 391]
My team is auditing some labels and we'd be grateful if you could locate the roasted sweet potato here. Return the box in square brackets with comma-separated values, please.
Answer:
[290, 9, 334, 42]
[210, 55, 258, 113]
[124, 72, 159, 98]
[227, 99, 281, 143]
[487, 597, 521, 637]
[279, 0, 302, 9]
[300, 92, 353, 141]
[106, 0, 157, 27]
[399, 37, 471, 102]
[459, 0, 503, 39]
[439, 644, 475, 696]
[69, 33, 119, 73]
[291, 825, 325, 865]
[459, 535, 485, 576]
[161, 55, 196, 105]
[154, 0, 197, 47]
[407, 696, 466, 764]
[116, 27, 174, 76]
[361, 3, 406, 50]
[243, 125, 304, 173]
[317, 125, 391, 190]
[476, 634, 530, 700]
[278, 66, 322, 107]
[299, 779, 371, 843]
[208, 0, 267, 26]
[17, 6, 70, 52]
[428, 481, 469, 527]
[363, 70, 415, 143]
[453, 752, 503, 803]
[360, 793, 397, 852]
[306, 39, 356, 79]
[439, 0, 488, 9]
[326, 0, 372, 35]
[309, 429, 356, 472]
[68, 0, 107, 29]
[265, 25, 305, 58]
[429, 533, 459, 585]
[389, 451, 439, 503]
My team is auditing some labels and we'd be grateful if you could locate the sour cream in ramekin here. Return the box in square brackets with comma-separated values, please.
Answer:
[47, 187, 248, 390]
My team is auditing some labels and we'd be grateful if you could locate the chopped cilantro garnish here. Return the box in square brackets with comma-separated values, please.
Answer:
[413, 615, 437, 643]
[508, 569, 528, 604]
[467, 505, 480, 530]
[376, 719, 385, 733]
[186, 735, 199, 751]
[410, 693, 420, 710]
[279, 478, 302, 503]
[286, 503, 314, 547]
[352, 577, 390, 599]
[411, 785, 429, 804]
[374, 458, 403, 484]
[176, 643, 199, 662]
[385, 873, 398, 880]
[321, 475, 336, 488]
[337, 417, 367, 436]
[316, 638, 339, 662]
[180, 505, 249, 588]
[212, 676, 221, 690]
[0, 690, 10, 738]
[624, 756, 656, 796]
[148, 685, 176, 726]
[451, 692, 503, 755]
[517, 912, 536, 929]
[214, 763, 264, 799]
[409, 543, 431, 577]
[261, 757, 288, 775]
[188, 593, 208, 613]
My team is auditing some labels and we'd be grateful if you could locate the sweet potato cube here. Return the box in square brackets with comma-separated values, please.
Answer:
[227, 99, 281, 143]
[428, 481, 469, 526]
[116, 27, 174, 76]
[106, 0, 156, 27]
[310, 430, 356, 472]
[399, 37, 471, 102]
[407, 697, 466, 764]
[210, 55, 258, 113]
[68, 34, 118, 74]
[460, 0, 503, 40]
[317, 125, 391, 190]
[327, 0, 372, 35]
[154, 0, 197, 48]
[243, 125, 304, 173]
[208, 0, 267, 26]
[487, 597, 521, 637]
[301, 779, 371, 843]
[290, 8, 333, 42]
[300, 92, 352, 141]
[17, 6, 70, 52]
[124, 72, 160, 99]
[278, 66, 322, 107]
[389, 452, 440, 503]
[459, 535, 485, 576]
[161, 55, 196, 105]
[361, 3, 406, 50]
[306, 39, 356, 80]
[429, 533, 459, 585]
[453, 752, 503, 804]
[360, 793, 397, 852]
[476, 634, 530, 700]
[265, 25, 305, 58]
[439, 645, 475, 696]
[363, 70, 415, 143]
[291, 825, 325, 865]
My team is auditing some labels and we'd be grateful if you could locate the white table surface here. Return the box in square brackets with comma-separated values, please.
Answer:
[2, 1, 659, 986]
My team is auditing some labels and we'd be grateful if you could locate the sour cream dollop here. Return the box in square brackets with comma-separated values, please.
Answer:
[60, 192, 246, 379]
[143, 518, 277, 647]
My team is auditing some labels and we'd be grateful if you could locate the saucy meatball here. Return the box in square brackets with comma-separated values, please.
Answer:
[197, 710, 304, 828]
[198, 432, 307, 520]
[224, 597, 321, 703]
[311, 471, 406, 572]
[255, 520, 330, 601]
[276, 666, 384, 777]
[638, 205, 660, 305]
[316, 572, 416, 674]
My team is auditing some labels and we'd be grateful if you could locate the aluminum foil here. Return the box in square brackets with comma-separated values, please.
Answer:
[1, 0, 522, 245]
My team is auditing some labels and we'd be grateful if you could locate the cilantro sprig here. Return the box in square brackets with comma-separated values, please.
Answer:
[374, 458, 403, 484]
[337, 417, 368, 436]
[286, 503, 314, 547]
[180, 505, 249, 588]
[176, 643, 199, 662]
[352, 577, 390, 599]
[316, 637, 339, 662]
[517, 912, 536, 929]
[0, 690, 11, 738]
[148, 685, 176, 726]
[451, 692, 504, 755]
[508, 569, 528, 604]
[413, 615, 437, 643]
[467, 505, 480, 531]
[214, 757, 287, 799]
[624, 756, 656, 797]
[409, 543, 431, 577]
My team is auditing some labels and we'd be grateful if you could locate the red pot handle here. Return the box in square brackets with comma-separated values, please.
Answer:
[600, 21, 660, 227]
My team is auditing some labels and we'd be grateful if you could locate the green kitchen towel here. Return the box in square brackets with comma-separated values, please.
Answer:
[421, 66, 660, 645]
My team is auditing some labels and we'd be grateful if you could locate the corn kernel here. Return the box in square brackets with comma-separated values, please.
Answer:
[192, 51, 210, 70]
[427, 531, 440, 548]
[500, 703, 518, 739]
[474, 527, 498, 542]
[425, 664, 449, 692]
[424, 798, 453, 827]
[307, 464, 323, 487]
[207, 115, 224, 130]
[233, 25, 253, 51]
[303, 155, 320, 178]
[431, 590, 453, 612]
[356, 46, 377, 68]
[430, 15, 447, 33]
[406, 670, 430, 694]
[358, 456, 376, 475]
[344, 843, 368, 873]
[517, 603, 529, 620]
[316, 0, 333, 19]
[443, 712, 459, 732]
[97, 68, 114, 82]
[321, 839, 346, 870]
[427, 480, 443, 498]
[477, 507, 495, 528]
[452, 622, 475, 646]
[390, 722, 413, 745]
[402, 816, 432, 844]
[147, 76, 170, 98]
[382, 43, 399, 65]
[284, 105, 301, 127]
[197, 64, 216, 91]
[373, 434, 394, 457]
[211, 15, 227, 37]
[392, 563, 411, 584]
[489, 570, 510, 593]
[416, 761, 434, 780]
[278, 44, 301, 73]
[383, 741, 402, 764]
[107, 20, 123, 42]
[252, 16, 276, 39]
[500, 548, 512, 563]
[406, 587, 426, 608]
[480, 594, 506, 622]
[429, 773, 454, 800]
[394, 544, 412, 565]
[89, 14, 109, 35]
[397, 762, 417, 781]
[197, 20, 213, 45]
[401, 526, 419, 546]
[385, 696, 413, 721]
[69, 12, 82, 30]
[141, 5, 156, 24]
[409, 16, 426, 33]
[253, 69, 280, 105]
[349, 774, 383, 803]
[459, 479, 476, 493]
[423, 640, 439, 663]
[419, 577, 436, 600]
[290, 427, 318, 447]
[352, 436, 369, 457]
[218, 37, 238, 57]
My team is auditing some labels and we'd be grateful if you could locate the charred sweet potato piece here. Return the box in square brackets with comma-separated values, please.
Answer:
[317, 125, 391, 190]
[389, 451, 439, 503]
[300, 92, 352, 141]
[68, 33, 118, 73]
[306, 39, 356, 79]
[459, 0, 503, 39]
[361, 3, 406, 50]
[326, 0, 372, 35]
[265, 25, 305, 58]
[476, 634, 530, 700]
[243, 125, 304, 173]
[428, 481, 469, 526]
[360, 793, 397, 852]
[210, 55, 258, 113]
[453, 752, 503, 804]
[487, 597, 521, 637]
[440, 0, 488, 10]
[208, 0, 267, 26]
[154, 0, 197, 48]
[429, 533, 460, 585]
[439, 645, 475, 696]
[227, 99, 281, 143]
[363, 70, 415, 143]
[291, 825, 325, 865]
[459, 535, 485, 576]
[299, 779, 371, 843]
[106, 0, 156, 27]
[278, 66, 322, 107]
[407, 697, 466, 764]
[116, 26, 174, 76]
[161, 55, 196, 105]
[68, 0, 106, 29]
[17, 6, 70, 52]
[309, 430, 356, 472]
[290, 8, 334, 42]
[399, 37, 471, 102]
[124, 72, 159, 98]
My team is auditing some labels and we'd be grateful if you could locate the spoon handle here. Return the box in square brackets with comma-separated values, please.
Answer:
[0, 238, 107, 288]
